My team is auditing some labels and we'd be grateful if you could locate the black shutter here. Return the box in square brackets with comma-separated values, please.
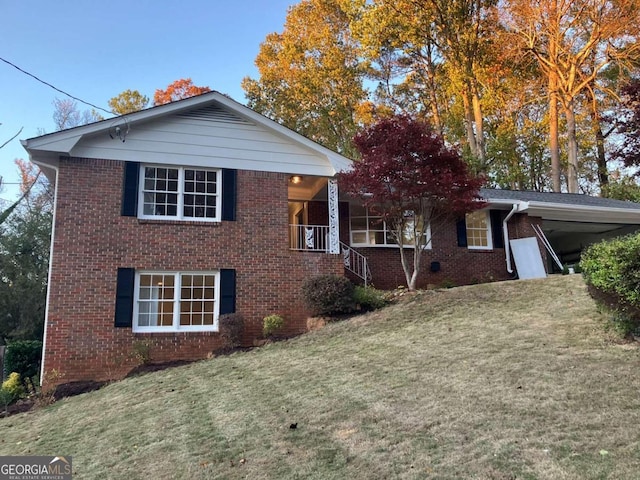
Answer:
[221, 169, 237, 221]
[219, 269, 236, 314]
[114, 268, 135, 328]
[121, 162, 140, 217]
[490, 210, 504, 248]
[456, 218, 468, 247]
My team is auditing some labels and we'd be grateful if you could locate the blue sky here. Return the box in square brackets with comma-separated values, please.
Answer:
[1, 0, 294, 203]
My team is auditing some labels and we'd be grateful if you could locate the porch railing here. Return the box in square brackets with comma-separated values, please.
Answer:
[289, 224, 330, 252]
[289, 225, 372, 285]
[340, 241, 372, 286]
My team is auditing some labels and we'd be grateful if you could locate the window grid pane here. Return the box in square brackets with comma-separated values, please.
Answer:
[137, 274, 175, 328]
[142, 167, 179, 217]
[466, 211, 489, 248]
[183, 169, 218, 219]
[179, 274, 216, 326]
[141, 166, 219, 220]
[350, 207, 392, 246]
[350, 207, 431, 248]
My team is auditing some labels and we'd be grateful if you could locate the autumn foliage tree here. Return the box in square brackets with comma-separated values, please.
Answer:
[242, 0, 368, 158]
[108, 89, 150, 114]
[153, 78, 211, 106]
[339, 115, 485, 290]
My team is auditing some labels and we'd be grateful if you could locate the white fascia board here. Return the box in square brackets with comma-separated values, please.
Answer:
[484, 198, 524, 207]
[485, 197, 640, 223]
[23, 93, 225, 157]
[526, 201, 640, 224]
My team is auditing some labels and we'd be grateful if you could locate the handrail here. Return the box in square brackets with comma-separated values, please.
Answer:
[340, 241, 371, 286]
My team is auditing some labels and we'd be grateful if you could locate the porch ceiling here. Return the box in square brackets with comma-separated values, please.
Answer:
[542, 219, 632, 241]
[288, 176, 328, 201]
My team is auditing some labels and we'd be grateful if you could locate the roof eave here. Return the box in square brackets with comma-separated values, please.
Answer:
[526, 201, 640, 223]
[22, 91, 353, 176]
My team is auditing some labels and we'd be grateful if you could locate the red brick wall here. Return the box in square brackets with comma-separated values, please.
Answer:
[347, 212, 546, 290]
[44, 158, 343, 387]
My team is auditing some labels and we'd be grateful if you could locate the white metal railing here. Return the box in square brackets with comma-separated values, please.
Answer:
[289, 226, 372, 285]
[340, 242, 372, 286]
[289, 224, 330, 252]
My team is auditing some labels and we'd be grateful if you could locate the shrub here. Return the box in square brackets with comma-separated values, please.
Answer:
[0, 386, 12, 415]
[4, 340, 42, 384]
[581, 233, 640, 336]
[438, 279, 457, 289]
[581, 233, 640, 305]
[353, 286, 387, 311]
[131, 340, 152, 365]
[606, 311, 639, 338]
[263, 314, 285, 338]
[2, 372, 24, 403]
[219, 313, 244, 347]
[301, 275, 356, 316]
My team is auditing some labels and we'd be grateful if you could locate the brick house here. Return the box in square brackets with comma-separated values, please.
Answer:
[23, 92, 640, 387]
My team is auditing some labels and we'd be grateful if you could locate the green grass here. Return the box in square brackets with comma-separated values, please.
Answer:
[2, 275, 640, 479]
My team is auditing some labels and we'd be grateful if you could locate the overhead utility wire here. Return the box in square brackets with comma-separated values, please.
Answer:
[0, 56, 113, 116]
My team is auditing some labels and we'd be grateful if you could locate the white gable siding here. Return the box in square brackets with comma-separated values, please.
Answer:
[69, 113, 337, 176]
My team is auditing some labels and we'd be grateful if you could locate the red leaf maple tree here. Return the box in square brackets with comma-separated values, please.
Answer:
[153, 78, 211, 106]
[338, 114, 486, 290]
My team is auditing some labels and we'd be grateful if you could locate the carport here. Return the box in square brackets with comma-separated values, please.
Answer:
[482, 189, 640, 272]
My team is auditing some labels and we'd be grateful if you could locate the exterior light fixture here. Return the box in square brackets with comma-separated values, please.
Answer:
[290, 175, 303, 184]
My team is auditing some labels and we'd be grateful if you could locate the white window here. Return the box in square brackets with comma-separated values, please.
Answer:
[133, 271, 220, 332]
[139, 166, 220, 221]
[466, 210, 492, 249]
[350, 205, 431, 248]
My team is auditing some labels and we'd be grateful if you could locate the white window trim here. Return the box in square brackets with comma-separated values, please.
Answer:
[132, 271, 221, 333]
[466, 210, 493, 250]
[350, 207, 432, 249]
[138, 165, 222, 222]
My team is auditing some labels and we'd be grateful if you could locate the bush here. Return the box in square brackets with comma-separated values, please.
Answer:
[131, 340, 152, 365]
[219, 313, 244, 347]
[353, 286, 387, 311]
[263, 314, 285, 338]
[581, 233, 640, 305]
[301, 275, 356, 316]
[581, 233, 640, 336]
[4, 340, 42, 384]
[1, 372, 24, 403]
[0, 386, 13, 414]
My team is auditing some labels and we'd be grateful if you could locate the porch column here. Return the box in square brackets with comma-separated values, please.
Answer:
[328, 178, 340, 254]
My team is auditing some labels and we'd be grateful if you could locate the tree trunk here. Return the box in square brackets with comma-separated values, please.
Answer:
[564, 98, 579, 193]
[429, 89, 443, 137]
[549, 72, 561, 192]
[585, 74, 609, 189]
[397, 239, 416, 291]
[594, 114, 608, 188]
[462, 90, 480, 160]
[425, 44, 444, 137]
[471, 84, 486, 169]
[548, 0, 562, 192]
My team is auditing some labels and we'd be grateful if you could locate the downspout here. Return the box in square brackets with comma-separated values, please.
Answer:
[34, 162, 59, 386]
[503, 202, 520, 274]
